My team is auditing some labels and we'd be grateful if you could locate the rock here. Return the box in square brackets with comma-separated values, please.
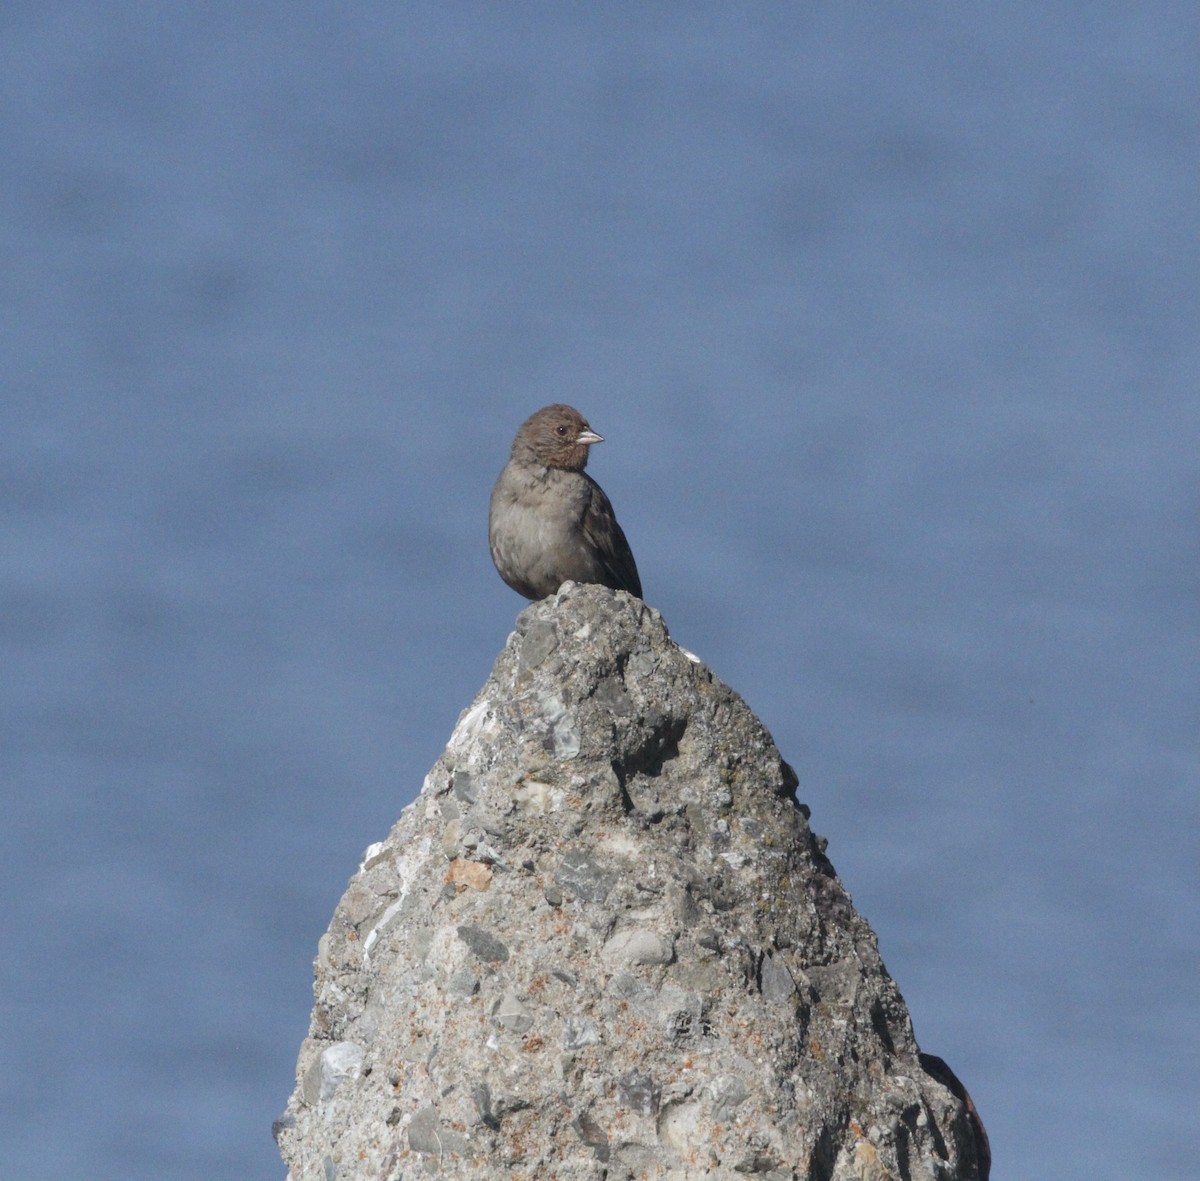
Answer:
[276, 584, 988, 1180]
[301, 1041, 363, 1106]
[601, 928, 674, 966]
[562, 1015, 601, 1050]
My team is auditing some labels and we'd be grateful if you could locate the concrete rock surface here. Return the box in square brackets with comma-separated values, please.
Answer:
[276, 584, 987, 1181]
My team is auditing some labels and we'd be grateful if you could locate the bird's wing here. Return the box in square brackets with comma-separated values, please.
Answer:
[581, 475, 643, 598]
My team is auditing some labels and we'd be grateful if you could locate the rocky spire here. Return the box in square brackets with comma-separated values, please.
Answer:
[275, 584, 988, 1180]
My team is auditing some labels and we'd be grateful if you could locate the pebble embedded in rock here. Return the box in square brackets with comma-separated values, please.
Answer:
[456, 924, 509, 963]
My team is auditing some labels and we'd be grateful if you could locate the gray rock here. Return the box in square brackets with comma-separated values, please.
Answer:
[306, 1041, 363, 1105]
[562, 1015, 601, 1049]
[617, 1068, 661, 1116]
[572, 1110, 610, 1160]
[446, 969, 480, 997]
[657, 987, 704, 1041]
[494, 991, 534, 1035]
[472, 1083, 499, 1130]
[601, 928, 674, 966]
[759, 951, 799, 1004]
[276, 585, 988, 1180]
[710, 1073, 751, 1123]
[407, 1103, 470, 1157]
[554, 849, 617, 903]
[456, 924, 509, 964]
[452, 769, 478, 804]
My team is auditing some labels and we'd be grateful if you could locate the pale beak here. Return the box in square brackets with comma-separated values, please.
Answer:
[576, 428, 603, 445]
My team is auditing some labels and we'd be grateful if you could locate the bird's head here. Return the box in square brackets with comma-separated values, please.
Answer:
[512, 403, 603, 472]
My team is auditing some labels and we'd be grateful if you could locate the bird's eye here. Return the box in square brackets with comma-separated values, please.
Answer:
[556, 425, 568, 436]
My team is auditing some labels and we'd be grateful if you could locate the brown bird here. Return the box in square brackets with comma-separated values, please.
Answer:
[489, 404, 642, 601]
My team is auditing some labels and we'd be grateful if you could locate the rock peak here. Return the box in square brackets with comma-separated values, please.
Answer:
[277, 583, 987, 1180]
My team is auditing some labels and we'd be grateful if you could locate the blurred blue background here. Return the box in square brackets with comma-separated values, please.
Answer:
[2, 3, 1196, 1177]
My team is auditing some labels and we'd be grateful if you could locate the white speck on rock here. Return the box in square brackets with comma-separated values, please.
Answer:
[513, 779, 565, 813]
[363, 900, 402, 961]
[538, 693, 580, 759]
[358, 841, 386, 873]
[362, 838, 431, 963]
[448, 700, 493, 752]
[319, 1041, 363, 1103]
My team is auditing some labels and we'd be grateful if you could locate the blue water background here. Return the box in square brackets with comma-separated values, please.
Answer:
[2, 4, 1196, 1177]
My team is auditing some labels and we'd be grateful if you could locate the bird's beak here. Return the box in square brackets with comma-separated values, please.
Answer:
[576, 429, 603, 445]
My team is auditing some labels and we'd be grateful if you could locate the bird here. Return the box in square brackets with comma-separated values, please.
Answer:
[489, 404, 642, 601]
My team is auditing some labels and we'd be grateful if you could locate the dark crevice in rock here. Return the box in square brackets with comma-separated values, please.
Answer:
[808, 1122, 839, 1181]
[870, 997, 897, 1055]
